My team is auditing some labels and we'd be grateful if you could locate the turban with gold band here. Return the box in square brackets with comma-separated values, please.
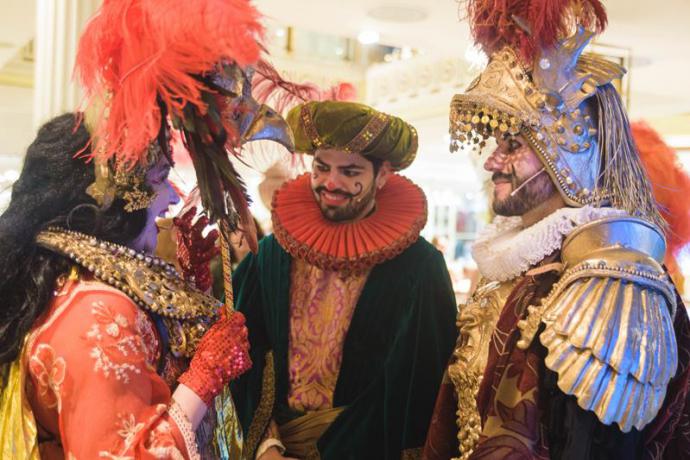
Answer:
[287, 101, 418, 170]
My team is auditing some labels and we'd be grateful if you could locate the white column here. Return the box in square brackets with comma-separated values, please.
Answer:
[33, 0, 101, 128]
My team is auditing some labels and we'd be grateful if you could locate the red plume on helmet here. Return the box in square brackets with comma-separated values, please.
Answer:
[633, 121, 690, 290]
[464, 0, 607, 64]
[74, 0, 264, 166]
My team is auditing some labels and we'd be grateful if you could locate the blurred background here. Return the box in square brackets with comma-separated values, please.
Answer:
[1, 0, 689, 300]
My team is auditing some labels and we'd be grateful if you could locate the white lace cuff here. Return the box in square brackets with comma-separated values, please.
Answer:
[169, 401, 201, 460]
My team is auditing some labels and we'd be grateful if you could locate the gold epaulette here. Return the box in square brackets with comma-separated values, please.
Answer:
[518, 217, 678, 432]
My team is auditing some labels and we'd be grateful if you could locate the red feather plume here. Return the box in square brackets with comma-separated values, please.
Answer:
[74, 0, 264, 166]
[633, 121, 690, 290]
[252, 60, 357, 114]
[464, 0, 607, 63]
[633, 121, 690, 256]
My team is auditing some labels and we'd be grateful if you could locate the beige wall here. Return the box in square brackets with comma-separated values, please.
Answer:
[0, 85, 33, 156]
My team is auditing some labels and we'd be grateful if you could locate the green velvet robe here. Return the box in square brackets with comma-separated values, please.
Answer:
[230, 235, 457, 460]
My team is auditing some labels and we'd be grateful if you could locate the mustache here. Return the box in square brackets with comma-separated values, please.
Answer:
[314, 186, 355, 199]
[491, 172, 514, 182]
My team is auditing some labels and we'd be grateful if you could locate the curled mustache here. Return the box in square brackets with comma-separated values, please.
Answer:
[314, 186, 354, 199]
[491, 172, 514, 183]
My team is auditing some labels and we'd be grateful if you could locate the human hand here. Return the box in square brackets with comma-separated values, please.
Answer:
[258, 446, 299, 460]
[174, 206, 220, 292]
[178, 311, 251, 405]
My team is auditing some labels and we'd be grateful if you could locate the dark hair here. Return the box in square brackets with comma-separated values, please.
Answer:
[0, 113, 147, 364]
[369, 157, 384, 177]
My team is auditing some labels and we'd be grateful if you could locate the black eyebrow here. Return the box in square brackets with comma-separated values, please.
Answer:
[338, 164, 365, 171]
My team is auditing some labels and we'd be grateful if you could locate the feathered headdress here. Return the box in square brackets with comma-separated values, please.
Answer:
[75, 0, 264, 165]
[464, 0, 607, 64]
[75, 0, 291, 256]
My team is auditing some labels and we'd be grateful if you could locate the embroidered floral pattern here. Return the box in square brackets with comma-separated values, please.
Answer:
[26, 281, 198, 459]
[135, 308, 160, 366]
[144, 421, 186, 460]
[287, 259, 369, 411]
[29, 344, 66, 410]
[116, 413, 145, 449]
[87, 301, 159, 383]
[99, 405, 186, 460]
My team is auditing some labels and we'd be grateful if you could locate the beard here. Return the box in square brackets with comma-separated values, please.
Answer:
[313, 182, 377, 222]
[492, 170, 557, 216]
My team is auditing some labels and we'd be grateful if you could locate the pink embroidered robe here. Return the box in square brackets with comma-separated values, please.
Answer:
[24, 278, 196, 459]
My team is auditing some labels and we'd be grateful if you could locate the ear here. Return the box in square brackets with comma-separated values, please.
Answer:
[375, 161, 393, 190]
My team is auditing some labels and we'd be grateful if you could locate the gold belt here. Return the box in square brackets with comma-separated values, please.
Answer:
[279, 406, 345, 459]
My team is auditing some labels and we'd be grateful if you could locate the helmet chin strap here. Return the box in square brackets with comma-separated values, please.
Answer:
[510, 167, 546, 197]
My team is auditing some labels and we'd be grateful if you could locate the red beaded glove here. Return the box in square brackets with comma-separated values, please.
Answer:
[178, 311, 251, 406]
[174, 207, 220, 292]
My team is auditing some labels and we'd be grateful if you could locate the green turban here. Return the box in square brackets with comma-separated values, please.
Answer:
[286, 101, 418, 170]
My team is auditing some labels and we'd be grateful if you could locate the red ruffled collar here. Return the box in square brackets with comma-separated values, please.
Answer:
[272, 173, 427, 274]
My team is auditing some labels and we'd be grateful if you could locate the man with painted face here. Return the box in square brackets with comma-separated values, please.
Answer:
[423, 1, 690, 459]
[230, 101, 457, 460]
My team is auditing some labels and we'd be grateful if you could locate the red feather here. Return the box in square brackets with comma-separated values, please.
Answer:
[464, 0, 607, 63]
[74, 0, 264, 166]
[252, 60, 357, 114]
[633, 121, 690, 258]
[323, 82, 357, 103]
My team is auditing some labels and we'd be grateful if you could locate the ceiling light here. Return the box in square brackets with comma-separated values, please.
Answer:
[400, 46, 413, 60]
[358, 30, 380, 45]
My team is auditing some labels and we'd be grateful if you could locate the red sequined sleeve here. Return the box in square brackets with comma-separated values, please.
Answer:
[26, 280, 198, 459]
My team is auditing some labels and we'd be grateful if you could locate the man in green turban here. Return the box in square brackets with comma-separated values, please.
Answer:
[230, 101, 457, 459]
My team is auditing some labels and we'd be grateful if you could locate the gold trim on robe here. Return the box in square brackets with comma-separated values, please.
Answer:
[0, 343, 40, 460]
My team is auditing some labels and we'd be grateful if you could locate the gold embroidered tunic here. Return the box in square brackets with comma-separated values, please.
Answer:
[287, 259, 369, 412]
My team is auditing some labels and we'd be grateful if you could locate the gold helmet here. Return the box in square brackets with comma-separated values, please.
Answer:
[451, 1, 663, 228]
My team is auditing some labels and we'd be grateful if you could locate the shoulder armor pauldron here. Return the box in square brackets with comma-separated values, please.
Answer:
[517, 217, 678, 432]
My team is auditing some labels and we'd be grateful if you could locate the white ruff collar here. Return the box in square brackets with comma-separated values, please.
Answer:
[472, 206, 627, 282]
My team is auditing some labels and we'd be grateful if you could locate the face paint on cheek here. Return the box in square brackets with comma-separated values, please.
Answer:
[351, 182, 364, 201]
